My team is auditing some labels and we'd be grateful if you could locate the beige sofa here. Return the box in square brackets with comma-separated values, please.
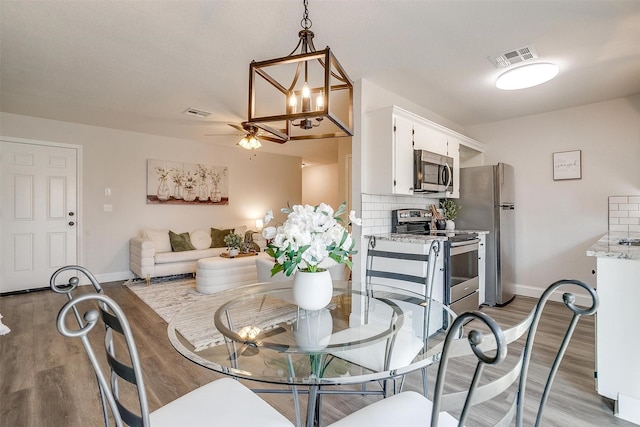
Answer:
[129, 226, 267, 279]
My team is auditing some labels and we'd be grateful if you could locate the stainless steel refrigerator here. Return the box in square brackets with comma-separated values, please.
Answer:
[456, 163, 515, 306]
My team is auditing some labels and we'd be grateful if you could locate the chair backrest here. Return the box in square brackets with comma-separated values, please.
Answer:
[365, 236, 442, 340]
[50, 265, 104, 297]
[56, 293, 151, 427]
[429, 279, 599, 427]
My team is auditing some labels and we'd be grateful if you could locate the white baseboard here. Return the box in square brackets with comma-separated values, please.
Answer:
[77, 271, 134, 286]
[514, 284, 593, 307]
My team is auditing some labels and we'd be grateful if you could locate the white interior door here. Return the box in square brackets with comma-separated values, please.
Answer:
[1, 140, 78, 293]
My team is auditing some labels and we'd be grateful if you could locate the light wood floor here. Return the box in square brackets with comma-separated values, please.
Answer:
[0, 281, 633, 427]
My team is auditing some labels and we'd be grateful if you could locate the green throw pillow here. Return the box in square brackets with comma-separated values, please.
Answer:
[169, 231, 196, 252]
[211, 228, 234, 248]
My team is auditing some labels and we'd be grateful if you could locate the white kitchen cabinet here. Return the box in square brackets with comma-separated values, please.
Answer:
[364, 105, 479, 198]
[364, 106, 415, 195]
[413, 121, 447, 155]
[587, 235, 640, 425]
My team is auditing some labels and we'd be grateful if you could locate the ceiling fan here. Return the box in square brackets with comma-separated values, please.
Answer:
[205, 122, 288, 150]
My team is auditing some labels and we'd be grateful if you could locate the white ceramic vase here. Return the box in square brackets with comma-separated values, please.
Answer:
[228, 248, 239, 258]
[445, 220, 455, 230]
[292, 270, 333, 311]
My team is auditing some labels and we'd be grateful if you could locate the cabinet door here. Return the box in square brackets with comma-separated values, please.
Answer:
[393, 115, 415, 195]
[413, 122, 447, 155]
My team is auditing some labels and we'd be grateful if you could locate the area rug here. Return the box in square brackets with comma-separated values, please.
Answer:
[124, 277, 298, 352]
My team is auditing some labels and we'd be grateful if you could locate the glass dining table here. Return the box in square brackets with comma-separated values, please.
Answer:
[167, 280, 453, 427]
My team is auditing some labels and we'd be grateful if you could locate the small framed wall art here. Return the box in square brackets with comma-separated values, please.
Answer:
[553, 150, 582, 181]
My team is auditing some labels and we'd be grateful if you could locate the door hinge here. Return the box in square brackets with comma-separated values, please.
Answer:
[594, 371, 597, 379]
[393, 179, 397, 186]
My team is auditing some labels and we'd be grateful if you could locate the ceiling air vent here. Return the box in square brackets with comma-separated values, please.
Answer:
[182, 108, 212, 118]
[488, 45, 538, 69]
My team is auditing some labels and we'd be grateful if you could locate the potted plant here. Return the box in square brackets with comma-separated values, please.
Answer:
[262, 201, 361, 310]
[223, 232, 244, 258]
[440, 199, 462, 230]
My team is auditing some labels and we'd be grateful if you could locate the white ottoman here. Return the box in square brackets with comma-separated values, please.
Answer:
[196, 252, 270, 294]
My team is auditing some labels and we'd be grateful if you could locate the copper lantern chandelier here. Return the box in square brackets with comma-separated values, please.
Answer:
[246, 0, 353, 143]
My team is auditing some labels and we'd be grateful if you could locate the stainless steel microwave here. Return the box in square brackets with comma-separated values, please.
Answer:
[413, 149, 454, 193]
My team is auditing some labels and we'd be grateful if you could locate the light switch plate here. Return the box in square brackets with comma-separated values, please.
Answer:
[104, 204, 113, 212]
[105, 188, 112, 196]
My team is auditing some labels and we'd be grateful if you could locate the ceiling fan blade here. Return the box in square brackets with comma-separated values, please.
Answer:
[228, 123, 245, 132]
[260, 326, 286, 338]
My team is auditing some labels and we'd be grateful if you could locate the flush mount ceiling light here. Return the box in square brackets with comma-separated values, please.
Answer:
[246, 0, 353, 143]
[496, 62, 559, 90]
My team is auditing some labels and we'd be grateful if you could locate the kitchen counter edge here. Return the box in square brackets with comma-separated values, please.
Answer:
[367, 230, 489, 245]
[586, 232, 640, 261]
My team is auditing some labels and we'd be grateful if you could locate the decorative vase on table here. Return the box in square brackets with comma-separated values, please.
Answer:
[292, 270, 333, 311]
[228, 248, 239, 258]
[445, 220, 455, 230]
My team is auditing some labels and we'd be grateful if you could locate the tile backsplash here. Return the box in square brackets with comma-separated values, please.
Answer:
[360, 193, 440, 236]
[609, 195, 640, 233]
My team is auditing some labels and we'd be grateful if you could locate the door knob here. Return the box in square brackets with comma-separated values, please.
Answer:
[69, 212, 75, 216]
[68, 221, 75, 226]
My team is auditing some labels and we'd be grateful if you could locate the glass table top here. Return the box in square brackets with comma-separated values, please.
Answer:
[167, 280, 452, 386]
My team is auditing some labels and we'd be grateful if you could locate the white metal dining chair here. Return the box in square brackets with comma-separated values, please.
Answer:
[56, 292, 294, 427]
[328, 279, 598, 427]
[328, 236, 445, 396]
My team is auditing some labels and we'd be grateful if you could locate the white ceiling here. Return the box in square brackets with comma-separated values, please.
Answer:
[2, 1, 639, 164]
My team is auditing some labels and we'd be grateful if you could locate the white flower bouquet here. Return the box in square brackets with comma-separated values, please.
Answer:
[262, 201, 362, 277]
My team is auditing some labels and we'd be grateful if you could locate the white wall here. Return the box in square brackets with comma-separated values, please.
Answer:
[466, 95, 640, 296]
[1, 112, 302, 282]
[302, 163, 340, 209]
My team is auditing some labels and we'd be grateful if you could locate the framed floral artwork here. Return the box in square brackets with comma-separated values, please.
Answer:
[147, 159, 229, 205]
[553, 150, 582, 181]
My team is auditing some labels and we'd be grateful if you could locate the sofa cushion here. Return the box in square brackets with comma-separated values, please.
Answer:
[142, 228, 172, 253]
[190, 229, 212, 250]
[155, 248, 223, 264]
[211, 228, 234, 248]
[169, 231, 196, 252]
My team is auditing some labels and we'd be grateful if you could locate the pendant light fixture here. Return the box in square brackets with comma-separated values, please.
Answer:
[246, 0, 353, 143]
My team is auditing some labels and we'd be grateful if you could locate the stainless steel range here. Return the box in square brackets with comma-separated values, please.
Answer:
[391, 209, 480, 313]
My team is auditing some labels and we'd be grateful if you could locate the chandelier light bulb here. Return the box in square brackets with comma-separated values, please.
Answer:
[496, 62, 559, 90]
[316, 93, 324, 111]
[302, 83, 311, 98]
[289, 92, 297, 113]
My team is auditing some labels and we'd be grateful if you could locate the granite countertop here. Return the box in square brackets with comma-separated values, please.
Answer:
[586, 232, 640, 261]
[369, 230, 488, 244]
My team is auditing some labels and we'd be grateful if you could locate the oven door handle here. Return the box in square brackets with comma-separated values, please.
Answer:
[449, 239, 480, 254]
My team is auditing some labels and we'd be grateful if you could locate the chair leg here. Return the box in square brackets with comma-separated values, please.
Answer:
[422, 367, 428, 397]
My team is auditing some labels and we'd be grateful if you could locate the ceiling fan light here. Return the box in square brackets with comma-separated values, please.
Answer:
[496, 62, 559, 90]
[237, 134, 262, 150]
